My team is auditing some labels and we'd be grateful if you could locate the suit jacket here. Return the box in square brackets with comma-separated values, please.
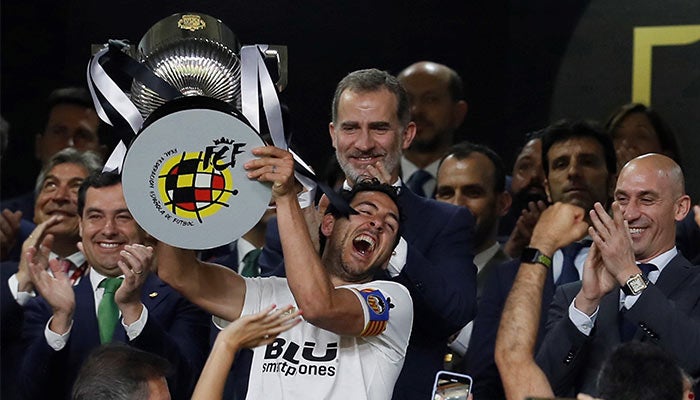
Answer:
[259, 185, 477, 400]
[1, 261, 23, 400]
[676, 210, 700, 264]
[536, 253, 700, 396]
[462, 257, 556, 399]
[19, 272, 210, 400]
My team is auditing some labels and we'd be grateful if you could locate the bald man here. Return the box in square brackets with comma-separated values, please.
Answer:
[398, 61, 468, 197]
[536, 154, 700, 397]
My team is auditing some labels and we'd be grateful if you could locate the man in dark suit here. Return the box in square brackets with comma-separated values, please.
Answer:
[536, 153, 700, 396]
[464, 120, 617, 398]
[19, 172, 209, 400]
[433, 142, 512, 361]
[397, 61, 468, 198]
[1, 148, 102, 400]
[259, 68, 476, 400]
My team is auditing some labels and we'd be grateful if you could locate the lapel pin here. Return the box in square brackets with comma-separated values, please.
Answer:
[149, 292, 158, 298]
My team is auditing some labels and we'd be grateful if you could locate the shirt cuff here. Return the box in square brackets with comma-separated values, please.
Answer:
[387, 237, 407, 278]
[8, 274, 36, 306]
[622, 291, 641, 310]
[569, 297, 598, 336]
[44, 316, 73, 351]
[123, 304, 148, 341]
[448, 321, 474, 357]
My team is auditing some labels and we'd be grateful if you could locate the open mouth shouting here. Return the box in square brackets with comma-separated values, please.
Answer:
[352, 233, 376, 256]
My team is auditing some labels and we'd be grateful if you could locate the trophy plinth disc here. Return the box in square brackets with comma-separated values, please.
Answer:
[122, 97, 270, 249]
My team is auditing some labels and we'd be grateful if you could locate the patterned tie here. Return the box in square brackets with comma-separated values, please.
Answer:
[56, 259, 87, 285]
[406, 169, 432, 197]
[555, 242, 586, 285]
[240, 248, 262, 278]
[98, 277, 123, 344]
[57, 258, 72, 274]
[619, 263, 657, 341]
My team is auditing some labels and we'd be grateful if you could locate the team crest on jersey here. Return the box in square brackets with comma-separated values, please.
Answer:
[358, 288, 389, 336]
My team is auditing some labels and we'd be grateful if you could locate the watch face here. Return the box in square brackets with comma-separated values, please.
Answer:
[628, 275, 647, 294]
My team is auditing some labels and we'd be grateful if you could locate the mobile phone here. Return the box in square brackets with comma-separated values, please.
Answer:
[431, 370, 472, 400]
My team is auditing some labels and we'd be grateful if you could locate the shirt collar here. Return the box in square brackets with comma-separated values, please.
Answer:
[236, 238, 257, 264]
[639, 247, 677, 275]
[474, 242, 501, 272]
[401, 156, 440, 181]
[89, 266, 124, 291]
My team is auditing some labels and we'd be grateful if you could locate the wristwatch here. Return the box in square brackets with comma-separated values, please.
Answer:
[520, 247, 552, 268]
[621, 273, 648, 296]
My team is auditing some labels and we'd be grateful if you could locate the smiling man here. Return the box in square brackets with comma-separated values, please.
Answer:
[19, 172, 209, 400]
[537, 153, 700, 396]
[156, 146, 413, 400]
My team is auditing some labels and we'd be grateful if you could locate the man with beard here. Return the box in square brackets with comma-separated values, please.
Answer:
[397, 61, 468, 198]
[499, 132, 549, 258]
[259, 68, 476, 400]
[156, 146, 414, 400]
[434, 142, 512, 360]
[462, 120, 617, 399]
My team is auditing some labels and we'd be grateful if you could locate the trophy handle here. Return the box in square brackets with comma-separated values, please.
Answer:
[264, 45, 288, 92]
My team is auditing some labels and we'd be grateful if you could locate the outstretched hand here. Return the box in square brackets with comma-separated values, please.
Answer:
[16, 215, 63, 292]
[26, 235, 75, 334]
[504, 200, 548, 257]
[588, 202, 638, 284]
[217, 304, 302, 351]
[0, 209, 23, 261]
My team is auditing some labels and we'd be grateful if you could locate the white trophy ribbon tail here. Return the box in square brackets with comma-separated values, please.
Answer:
[87, 46, 144, 172]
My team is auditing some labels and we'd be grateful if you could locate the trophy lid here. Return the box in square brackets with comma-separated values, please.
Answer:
[130, 12, 242, 119]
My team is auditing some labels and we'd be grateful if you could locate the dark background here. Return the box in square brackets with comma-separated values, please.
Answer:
[2, 1, 698, 199]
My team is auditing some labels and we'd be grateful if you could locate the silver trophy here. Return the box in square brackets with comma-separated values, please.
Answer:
[90, 12, 288, 249]
[129, 12, 287, 120]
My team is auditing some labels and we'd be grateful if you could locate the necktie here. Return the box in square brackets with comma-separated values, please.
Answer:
[240, 248, 262, 278]
[56, 259, 87, 285]
[619, 263, 657, 341]
[57, 258, 72, 274]
[555, 242, 585, 285]
[98, 277, 123, 344]
[406, 169, 432, 197]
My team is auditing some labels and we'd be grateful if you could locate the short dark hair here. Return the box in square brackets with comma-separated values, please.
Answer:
[35, 148, 103, 195]
[41, 87, 95, 134]
[597, 342, 683, 400]
[72, 344, 171, 400]
[320, 178, 402, 253]
[541, 119, 616, 176]
[331, 69, 410, 128]
[438, 141, 506, 193]
[604, 102, 682, 168]
[77, 171, 121, 216]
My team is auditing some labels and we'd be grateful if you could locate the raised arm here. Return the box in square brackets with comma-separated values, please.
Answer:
[244, 146, 369, 336]
[495, 202, 589, 400]
[155, 241, 246, 322]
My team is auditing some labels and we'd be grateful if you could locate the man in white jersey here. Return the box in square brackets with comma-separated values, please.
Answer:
[156, 146, 413, 400]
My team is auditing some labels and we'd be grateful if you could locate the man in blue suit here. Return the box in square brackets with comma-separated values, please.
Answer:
[19, 172, 209, 400]
[259, 68, 477, 400]
[463, 120, 617, 398]
[537, 153, 700, 396]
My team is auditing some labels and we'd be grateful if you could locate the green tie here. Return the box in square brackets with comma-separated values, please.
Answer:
[98, 277, 123, 344]
[240, 248, 262, 278]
